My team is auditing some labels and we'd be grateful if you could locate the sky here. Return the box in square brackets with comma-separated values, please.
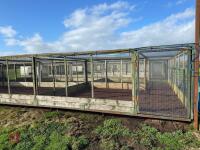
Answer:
[0, 0, 196, 56]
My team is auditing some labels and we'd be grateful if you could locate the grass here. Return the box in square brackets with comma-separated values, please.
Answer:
[0, 122, 89, 150]
[44, 111, 62, 119]
[0, 107, 200, 150]
[94, 119, 200, 150]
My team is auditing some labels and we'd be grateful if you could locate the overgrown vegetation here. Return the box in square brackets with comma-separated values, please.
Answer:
[95, 120, 200, 150]
[0, 121, 89, 150]
[0, 106, 200, 150]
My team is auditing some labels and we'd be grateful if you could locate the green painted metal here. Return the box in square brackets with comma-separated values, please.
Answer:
[131, 51, 139, 114]
[90, 55, 94, 98]
[6, 59, 10, 96]
[32, 57, 37, 98]
[51, 60, 56, 95]
[64, 57, 69, 97]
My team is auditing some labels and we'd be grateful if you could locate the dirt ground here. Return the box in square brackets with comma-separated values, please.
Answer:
[0, 82, 188, 119]
[0, 105, 189, 132]
[0, 105, 196, 150]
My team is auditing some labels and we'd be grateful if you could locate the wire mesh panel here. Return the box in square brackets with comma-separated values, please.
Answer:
[0, 60, 34, 95]
[0, 43, 194, 120]
[39, 61, 52, 82]
[36, 59, 87, 97]
[138, 51, 191, 119]
[149, 61, 167, 80]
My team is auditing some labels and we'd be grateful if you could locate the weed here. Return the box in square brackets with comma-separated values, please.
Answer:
[95, 119, 132, 150]
[100, 139, 119, 150]
[45, 131, 70, 150]
[156, 130, 200, 150]
[44, 111, 61, 119]
[0, 108, 200, 150]
[135, 124, 158, 149]
[0, 132, 11, 150]
[134, 124, 200, 150]
[95, 119, 131, 139]
[71, 136, 89, 150]
[31, 135, 46, 150]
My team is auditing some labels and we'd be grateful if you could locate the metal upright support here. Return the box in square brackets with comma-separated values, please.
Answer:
[0, 64, 2, 85]
[48, 65, 50, 76]
[32, 57, 37, 97]
[6, 59, 11, 96]
[51, 60, 56, 95]
[183, 69, 186, 106]
[187, 50, 192, 119]
[144, 59, 147, 90]
[14, 64, 17, 81]
[194, 0, 200, 130]
[95, 63, 97, 80]
[64, 57, 68, 97]
[174, 58, 176, 87]
[70, 63, 73, 81]
[54, 63, 57, 83]
[1, 64, 4, 87]
[131, 51, 139, 113]
[76, 61, 79, 84]
[90, 55, 94, 98]
[120, 59, 123, 88]
[59, 64, 62, 81]
[178, 56, 180, 87]
[38, 61, 42, 86]
[84, 60, 88, 83]
[105, 60, 108, 88]
[23, 63, 27, 82]
[126, 63, 128, 75]
[168, 60, 170, 83]
[112, 64, 114, 76]
[101, 63, 103, 79]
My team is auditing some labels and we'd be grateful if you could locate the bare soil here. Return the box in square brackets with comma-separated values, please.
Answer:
[0, 80, 188, 119]
[0, 105, 189, 132]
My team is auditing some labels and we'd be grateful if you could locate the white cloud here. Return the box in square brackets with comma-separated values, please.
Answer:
[115, 8, 195, 48]
[167, 0, 190, 8]
[63, 1, 133, 29]
[4, 38, 18, 46]
[6, 1, 135, 53]
[91, 1, 135, 14]
[17, 33, 61, 53]
[0, 51, 19, 56]
[61, 3, 133, 50]
[0, 1, 195, 54]
[176, 0, 188, 5]
[0, 26, 17, 38]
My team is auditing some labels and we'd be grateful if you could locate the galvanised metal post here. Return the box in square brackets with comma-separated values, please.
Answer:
[6, 59, 11, 96]
[23, 63, 26, 82]
[144, 59, 147, 90]
[51, 60, 56, 96]
[64, 57, 68, 97]
[32, 57, 37, 98]
[120, 59, 123, 88]
[14, 63, 17, 81]
[194, 0, 200, 130]
[131, 51, 139, 113]
[84, 60, 88, 83]
[76, 61, 79, 84]
[90, 55, 94, 98]
[105, 60, 108, 88]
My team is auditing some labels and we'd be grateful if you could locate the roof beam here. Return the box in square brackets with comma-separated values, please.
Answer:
[0, 43, 194, 60]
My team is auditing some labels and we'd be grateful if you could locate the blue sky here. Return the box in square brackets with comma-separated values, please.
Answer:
[0, 0, 195, 55]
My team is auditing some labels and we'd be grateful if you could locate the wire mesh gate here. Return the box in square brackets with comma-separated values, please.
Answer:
[138, 51, 192, 119]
